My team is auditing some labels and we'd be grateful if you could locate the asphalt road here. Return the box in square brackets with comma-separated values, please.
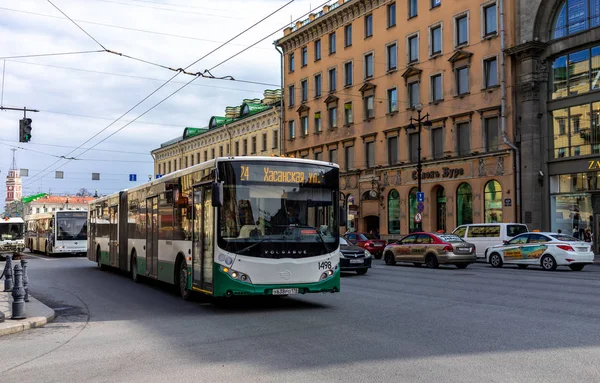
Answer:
[1, 254, 600, 383]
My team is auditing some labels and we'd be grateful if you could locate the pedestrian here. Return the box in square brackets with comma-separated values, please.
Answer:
[374, 228, 380, 239]
[584, 228, 592, 243]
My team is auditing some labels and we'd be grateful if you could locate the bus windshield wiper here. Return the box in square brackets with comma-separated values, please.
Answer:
[236, 237, 274, 254]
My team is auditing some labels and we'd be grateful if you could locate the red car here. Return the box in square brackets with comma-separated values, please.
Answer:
[344, 232, 387, 259]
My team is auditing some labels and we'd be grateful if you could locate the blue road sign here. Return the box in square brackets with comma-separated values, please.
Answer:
[417, 202, 425, 212]
[129, 174, 137, 182]
[417, 192, 425, 203]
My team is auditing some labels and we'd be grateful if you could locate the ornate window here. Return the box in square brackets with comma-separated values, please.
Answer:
[456, 183, 473, 226]
[484, 180, 503, 223]
[388, 189, 400, 234]
[552, 0, 600, 39]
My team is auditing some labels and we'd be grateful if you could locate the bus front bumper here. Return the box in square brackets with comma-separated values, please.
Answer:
[212, 266, 341, 297]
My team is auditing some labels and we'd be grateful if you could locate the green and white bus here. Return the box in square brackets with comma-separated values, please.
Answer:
[88, 156, 342, 299]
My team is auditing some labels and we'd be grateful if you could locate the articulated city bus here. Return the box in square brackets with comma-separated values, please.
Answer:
[26, 211, 88, 255]
[88, 156, 342, 299]
[0, 217, 25, 253]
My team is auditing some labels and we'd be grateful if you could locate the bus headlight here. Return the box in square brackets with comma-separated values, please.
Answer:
[220, 266, 251, 284]
[364, 250, 372, 258]
[320, 269, 334, 280]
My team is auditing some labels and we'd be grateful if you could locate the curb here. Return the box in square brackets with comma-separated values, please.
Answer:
[0, 294, 56, 337]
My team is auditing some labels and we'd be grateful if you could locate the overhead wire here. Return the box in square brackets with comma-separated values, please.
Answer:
[47, 0, 107, 50]
[0, 7, 274, 52]
[23, 0, 297, 186]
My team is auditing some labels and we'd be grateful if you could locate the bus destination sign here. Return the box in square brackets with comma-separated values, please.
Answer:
[238, 164, 325, 185]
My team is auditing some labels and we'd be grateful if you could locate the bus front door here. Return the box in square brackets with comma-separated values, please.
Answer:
[146, 196, 159, 278]
[192, 185, 214, 293]
[109, 206, 118, 267]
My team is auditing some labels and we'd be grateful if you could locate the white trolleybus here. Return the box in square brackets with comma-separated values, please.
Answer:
[0, 217, 25, 254]
[25, 211, 88, 256]
[88, 156, 342, 299]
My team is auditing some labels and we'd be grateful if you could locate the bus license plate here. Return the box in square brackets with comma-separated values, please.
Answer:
[349, 259, 363, 264]
[272, 288, 298, 295]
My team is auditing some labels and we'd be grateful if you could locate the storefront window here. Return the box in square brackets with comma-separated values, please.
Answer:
[436, 187, 447, 232]
[456, 183, 473, 226]
[552, 56, 568, 99]
[484, 180, 503, 223]
[569, 49, 590, 96]
[408, 188, 417, 232]
[551, 194, 592, 238]
[388, 189, 400, 234]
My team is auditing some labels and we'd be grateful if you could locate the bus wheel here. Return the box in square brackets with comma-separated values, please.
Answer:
[131, 254, 140, 283]
[178, 261, 191, 301]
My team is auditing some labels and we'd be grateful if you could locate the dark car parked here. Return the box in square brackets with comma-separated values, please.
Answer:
[339, 237, 372, 275]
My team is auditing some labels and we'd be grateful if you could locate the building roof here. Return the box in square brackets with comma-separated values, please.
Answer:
[28, 196, 94, 205]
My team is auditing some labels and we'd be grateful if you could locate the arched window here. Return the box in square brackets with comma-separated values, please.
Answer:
[408, 187, 418, 232]
[484, 180, 503, 223]
[456, 183, 473, 226]
[388, 189, 400, 234]
[552, 0, 600, 39]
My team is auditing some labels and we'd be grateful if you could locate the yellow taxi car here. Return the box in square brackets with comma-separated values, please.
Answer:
[383, 232, 476, 269]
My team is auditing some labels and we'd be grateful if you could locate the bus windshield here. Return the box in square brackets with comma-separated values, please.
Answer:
[218, 161, 340, 258]
[56, 213, 88, 241]
[0, 223, 24, 240]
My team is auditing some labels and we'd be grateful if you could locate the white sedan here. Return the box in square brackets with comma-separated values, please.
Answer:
[485, 232, 594, 271]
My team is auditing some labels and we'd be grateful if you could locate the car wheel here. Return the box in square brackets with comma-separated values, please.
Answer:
[455, 263, 468, 269]
[384, 251, 396, 266]
[425, 254, 439, 269]
[413, 263, 422, 267]
[178, 260, 191, 300]
[569, 264, 585, 271]
[489, 253, 503, 268]
[517, 264, 528, 269]
[356, 268, 368, 275]
[541, 255, 557, 271]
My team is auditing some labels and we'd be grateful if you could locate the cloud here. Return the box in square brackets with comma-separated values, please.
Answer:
[1, 0, 314, 206]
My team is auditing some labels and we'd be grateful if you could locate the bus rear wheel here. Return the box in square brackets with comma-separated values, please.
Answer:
[178, 260, 191, 301]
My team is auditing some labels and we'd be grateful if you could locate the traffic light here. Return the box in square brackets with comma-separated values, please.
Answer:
[19, 118, 32, 143]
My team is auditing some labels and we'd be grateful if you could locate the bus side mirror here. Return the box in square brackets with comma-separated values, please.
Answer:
[339, 206, 347, 227]
[212, 182, 223, 207]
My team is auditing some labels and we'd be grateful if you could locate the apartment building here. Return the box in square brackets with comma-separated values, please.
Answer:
[151, 90, 281, 177]
[276, 0, 518, 237]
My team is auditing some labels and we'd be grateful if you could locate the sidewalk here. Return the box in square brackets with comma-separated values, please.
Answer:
[0, 292, 55, 336]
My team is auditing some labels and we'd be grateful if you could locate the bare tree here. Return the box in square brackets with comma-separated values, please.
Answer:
[76, 188, 91, 197]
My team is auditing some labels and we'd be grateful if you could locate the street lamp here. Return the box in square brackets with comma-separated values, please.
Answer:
[408, 103, 432, 232]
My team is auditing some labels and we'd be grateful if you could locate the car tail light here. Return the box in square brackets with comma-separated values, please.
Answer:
[365, 242, 372, 247]
[443, 244, 453, 252]
[557, 244, 574, 252]
[565, 258, 574, 262]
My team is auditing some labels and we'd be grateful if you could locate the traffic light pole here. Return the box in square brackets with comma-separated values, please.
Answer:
[0, 106, 39, 115]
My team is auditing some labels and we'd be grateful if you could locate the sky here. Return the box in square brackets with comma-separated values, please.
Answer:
[0, 0, 321, 206]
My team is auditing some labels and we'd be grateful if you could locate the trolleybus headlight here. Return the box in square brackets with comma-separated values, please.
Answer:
[225, 256, 233, 265]
[320, 269, 335, 280]
[364, 250, 372, 258]
[231, 272, 238, 279]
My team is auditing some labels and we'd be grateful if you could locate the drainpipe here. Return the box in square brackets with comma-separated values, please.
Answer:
[275, 43, 284, 156]
[500, 0, 521, 222]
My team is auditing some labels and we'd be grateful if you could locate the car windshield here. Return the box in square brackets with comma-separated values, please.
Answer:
[507, 235, 528, 245]
[434, 234, 464, 243]
[550, 234, 580, 242]
[339, 237, 349, 246]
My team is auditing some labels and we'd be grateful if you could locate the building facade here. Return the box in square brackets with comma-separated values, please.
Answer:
[508, 0, 600, 250]
[22, 195, 94, 219]
[151, 90, 282, 176]
[277, 0, 518, 237]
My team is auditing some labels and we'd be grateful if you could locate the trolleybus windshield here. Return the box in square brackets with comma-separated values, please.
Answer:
[56, 212, 88, 241]
[217, 161, 340, 258]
